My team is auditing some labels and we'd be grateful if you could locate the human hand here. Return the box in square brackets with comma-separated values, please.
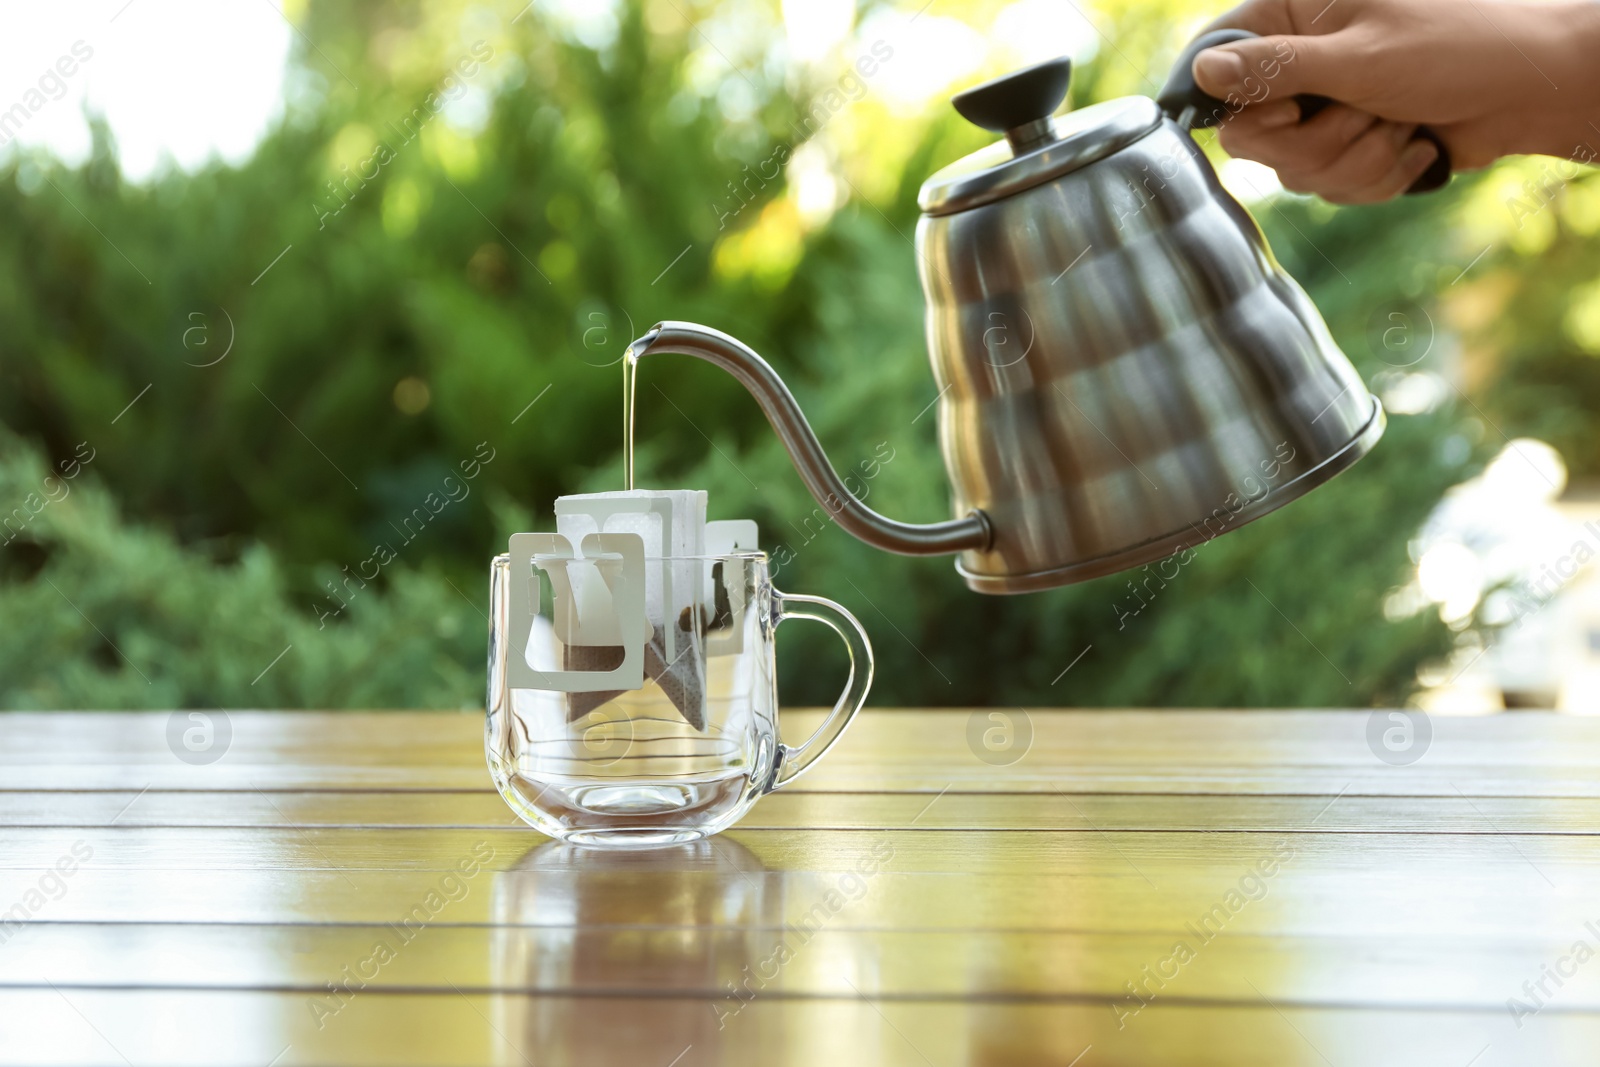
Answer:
[1190, 0, 1600, 202]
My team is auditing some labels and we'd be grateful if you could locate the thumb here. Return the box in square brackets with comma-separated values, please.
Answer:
[1192, 34, 1348, 105]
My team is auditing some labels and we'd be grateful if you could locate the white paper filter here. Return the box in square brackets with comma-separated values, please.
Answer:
[555, 490, 707, 635]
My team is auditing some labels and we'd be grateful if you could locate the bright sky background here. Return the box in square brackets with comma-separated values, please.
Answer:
[0, 0, 290, 181]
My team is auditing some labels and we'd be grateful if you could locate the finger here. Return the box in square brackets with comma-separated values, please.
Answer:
[1276, 121, 1418, 199]
[1218, 103, 1378, 173]
[1192, 32, 1362, 104]
[1325, 138, 1441, 204]
[1220, 98, 1302, 134]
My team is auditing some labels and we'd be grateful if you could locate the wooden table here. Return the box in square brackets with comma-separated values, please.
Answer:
[3, 708, 1599, 1066]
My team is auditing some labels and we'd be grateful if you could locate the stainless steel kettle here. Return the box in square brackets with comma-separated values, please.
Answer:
[627, 43, 1394, 594]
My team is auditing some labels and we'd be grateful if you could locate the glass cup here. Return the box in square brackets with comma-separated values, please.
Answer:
[487, 548, 872, 848]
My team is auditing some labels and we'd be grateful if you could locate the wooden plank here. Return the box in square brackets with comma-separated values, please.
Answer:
[6, 865, 1596, 935]
[0, 711, 483, 760]
[0, 764, 490, 791]
[0, 838, 1590, 937]
[0, 990, 1580, 1067]
[3, 826, 1597, 876]
[10, 789, 1600, 833]
[6, 709, 1600, 796]
[0, 791, 525, 829]
[12, 709, 1600, 762]
[2, 922, 1598, 1012]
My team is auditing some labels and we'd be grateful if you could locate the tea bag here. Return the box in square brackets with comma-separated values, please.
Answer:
[555, 491, 709, 728]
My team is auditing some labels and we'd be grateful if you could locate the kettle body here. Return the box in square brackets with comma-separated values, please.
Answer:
[916, 97, 1381, 592]
[627, 54, 1392, 596]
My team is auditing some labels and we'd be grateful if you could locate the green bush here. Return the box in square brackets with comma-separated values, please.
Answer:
[0, 428, 480, 709]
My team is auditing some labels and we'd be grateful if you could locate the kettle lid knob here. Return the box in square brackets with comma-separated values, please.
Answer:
[951, 57, 1071, 156]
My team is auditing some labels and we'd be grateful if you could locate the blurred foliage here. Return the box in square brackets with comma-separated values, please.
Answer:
[4, 0, 1587, 709]
[1443, 158, 1600, 472]
[0, 427, 480, 709]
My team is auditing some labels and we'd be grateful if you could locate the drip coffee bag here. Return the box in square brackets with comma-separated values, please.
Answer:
[554, 491, 710, 727]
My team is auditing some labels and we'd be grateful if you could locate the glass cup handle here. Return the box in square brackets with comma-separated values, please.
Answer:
[769, 590, 874, 791]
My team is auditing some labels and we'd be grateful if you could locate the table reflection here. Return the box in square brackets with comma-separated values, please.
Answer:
[490, 837, 783, 1066]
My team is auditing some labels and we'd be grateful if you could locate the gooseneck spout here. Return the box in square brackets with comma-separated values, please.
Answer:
[627, 321, 992, 557]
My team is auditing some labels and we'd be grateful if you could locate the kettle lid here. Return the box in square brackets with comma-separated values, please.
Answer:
[918, 57, 1161, 217]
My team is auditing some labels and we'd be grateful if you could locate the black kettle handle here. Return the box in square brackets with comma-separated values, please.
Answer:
[1156, 28, 1452, 195]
